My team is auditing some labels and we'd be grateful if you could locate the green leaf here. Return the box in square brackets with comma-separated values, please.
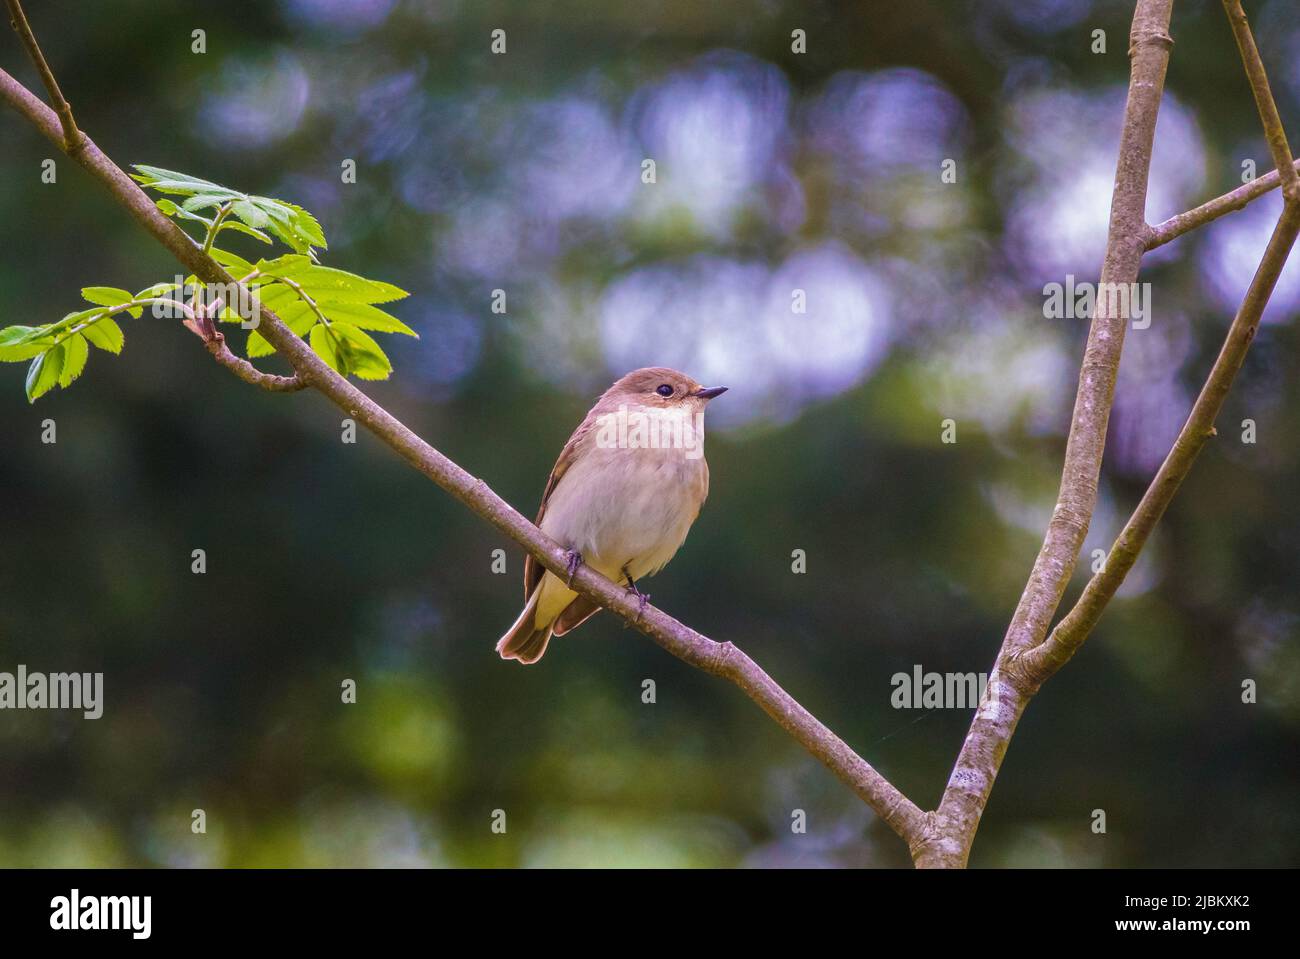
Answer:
[155, 198, 215, 226]
[333, 322, 393, 381]
[308, 323, 341, 373]
[257, 257, 407, 304]
[209, 248, 257, 278]
[253, 198, 327, 253]
[231, 199, 271, 229]
[83, 316, 125, 354]
[7, 310, 96, 348]
[0, 326, 54, 362]
[181, 194, 228, 213]
[246, 330, 275, 358]
[81, 286, 131, 307]
[135, 281, 181, 299]
[26, 343, 64, 402]
[318, 301, 417, 336]
[218, 220, 273, 244]
[58, 333, 89, 387]
[131, 165, 245, 200]
[56, 307, 106, 332]
[81, 287, 142, 320]
[248, 283, 318, 333]
[134, 165, 328, 253]
[284, 303, 319, 336]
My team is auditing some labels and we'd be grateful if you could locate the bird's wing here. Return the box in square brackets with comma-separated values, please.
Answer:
[524, 415, 595, 600]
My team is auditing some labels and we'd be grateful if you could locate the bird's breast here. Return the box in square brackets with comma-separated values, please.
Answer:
[540, 443, 708, 579]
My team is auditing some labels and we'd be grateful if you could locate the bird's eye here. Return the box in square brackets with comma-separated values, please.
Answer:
[656, 384, 674, 397]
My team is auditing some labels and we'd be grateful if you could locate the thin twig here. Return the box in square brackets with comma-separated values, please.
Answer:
[1147, 158, 1300, 250]
[1025, 201, 1300, 675]
[1223, 0, 1299, 200]
[1025, 0, 1300, 676]
[204, 332, 305, 393]
[201, 202, 233, 256]
[4, 0, 81, 152]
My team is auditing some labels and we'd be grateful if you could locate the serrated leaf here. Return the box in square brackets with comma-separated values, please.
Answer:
[308, 323, 341, 373]
[253, 282, 301, 309]
[59, 307, 105, 328]
[82, 316, 125, 354]
[132, 165, 244, 199]
[209, 248, 258, 278]
[319, 301, 417, 336]
[246, 330, 276, 358]
[250, 283, 318, 333]
[0, 326, 54, 362]
[81, 286, 132, 308]
[231, 199, 271, 229]
[280, 200, 327, 250]
[289, 313, 320, 338]
[134, 165, 328, 252]
[181, 194, 228, 213]
[253, 199, 327, 254]
[333, 322, 393, 380]
[156, 198, 215, 226]
[135, 282, 181, 299]
[258, 259, 407, 305]
[282, 303, 318, 336]
[255, 254, 311, 273]
[218, 220, 273, 244]
[58, 333, 89, 387]
[26, 343, 64, 402]
[10, 310, 97, 346]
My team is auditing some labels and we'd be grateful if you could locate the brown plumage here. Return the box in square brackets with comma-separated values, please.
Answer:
[496, 367, 727, 664]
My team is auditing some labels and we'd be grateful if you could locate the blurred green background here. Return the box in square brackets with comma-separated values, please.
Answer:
[1, 0, 1298, 867]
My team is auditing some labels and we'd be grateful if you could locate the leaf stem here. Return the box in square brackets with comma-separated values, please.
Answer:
[201, 202, 234, 256]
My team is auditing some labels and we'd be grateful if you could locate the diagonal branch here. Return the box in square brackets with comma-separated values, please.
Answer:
[998, 0, 1174, 664]
[1223, 0, 1298, 200]
[1024, 201, 1300, 675]
[921, 0, 1298, 867]
[0, 59, 927, 844]
[4, 0, 80, 152]
[1024, 0, 1300, 676]
[909, 0, 1178, 869]
[1146, 158, 1300, 250]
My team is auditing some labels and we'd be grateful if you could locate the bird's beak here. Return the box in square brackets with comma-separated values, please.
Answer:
[693, 386, 728, 400]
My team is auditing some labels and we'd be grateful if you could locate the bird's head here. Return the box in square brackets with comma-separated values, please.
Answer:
[600, 366, 727, 415]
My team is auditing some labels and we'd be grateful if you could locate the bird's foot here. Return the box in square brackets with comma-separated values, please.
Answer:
[564, 549, 584, 587]
[622, 569, 650, 626]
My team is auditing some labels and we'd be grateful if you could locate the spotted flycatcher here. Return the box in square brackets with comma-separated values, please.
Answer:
[496, 366, 727, 664]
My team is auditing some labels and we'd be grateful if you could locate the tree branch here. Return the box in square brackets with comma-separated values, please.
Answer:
[203, 332, 306, 393]
[909, 0, 1178, 869]
[1024, 201, 1300, 676]
[0, 58, 927, 845]
[1146, 158, 1300, 251]
[1223, 0, 1299, 200]
[4, 0, 81, 152]
[1024, 0, 1300, 676]
[915, 0, 1300, 867]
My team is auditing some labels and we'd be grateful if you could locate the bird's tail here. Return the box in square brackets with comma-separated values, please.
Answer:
[496, 583, 553, 664]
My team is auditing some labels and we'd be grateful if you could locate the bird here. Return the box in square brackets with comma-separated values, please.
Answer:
[496, 366, 727, 664]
